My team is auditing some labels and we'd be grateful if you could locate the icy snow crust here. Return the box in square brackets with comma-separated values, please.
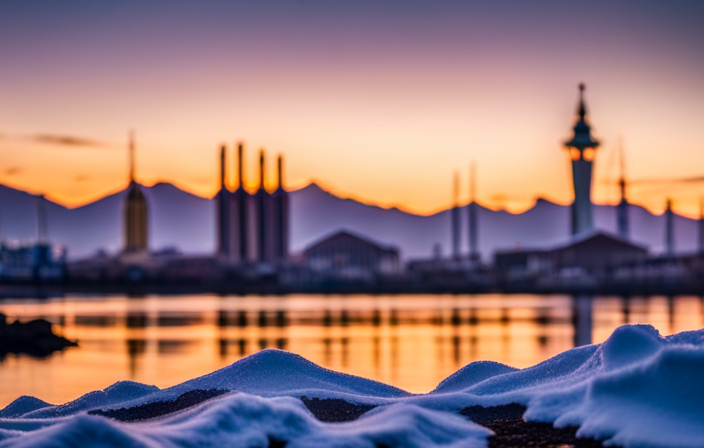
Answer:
[1, 324, 703, 448]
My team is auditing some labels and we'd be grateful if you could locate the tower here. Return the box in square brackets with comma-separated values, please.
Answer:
[698, 197, 704, 255]
[468, 162, 480, 263]
[271, 155, 289, 262]
[215, 145, 231, 258]
[231, 142, 250, 263]
[123, 131, 149, 254]
[255, 150, 273, 263]
[664, 198, 675, 257]
[564, 83, 599, 236]
[617, 143, 629, 239]
[36, 194, 48, 244]
[451, 171, 460, 260]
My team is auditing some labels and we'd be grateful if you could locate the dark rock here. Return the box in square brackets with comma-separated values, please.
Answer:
[300, 396, 376, 422]
[460, 404, 611, 448]
[0, 313, 77, 359]
[88, 389, 230, 422]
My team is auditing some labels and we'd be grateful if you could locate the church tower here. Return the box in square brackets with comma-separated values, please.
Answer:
[123, 132, 149, 254]
[565, 83, 599, 236]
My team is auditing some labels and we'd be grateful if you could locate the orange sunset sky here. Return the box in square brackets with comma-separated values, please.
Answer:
[1, 1, 703, 217]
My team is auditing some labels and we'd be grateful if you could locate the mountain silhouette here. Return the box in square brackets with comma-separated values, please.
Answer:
[0, 182, 698, 260]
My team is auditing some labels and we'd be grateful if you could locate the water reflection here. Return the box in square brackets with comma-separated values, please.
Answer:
[0, 294, 701, 408]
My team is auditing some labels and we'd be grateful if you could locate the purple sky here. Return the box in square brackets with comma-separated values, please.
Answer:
[1, 1, 703, 215]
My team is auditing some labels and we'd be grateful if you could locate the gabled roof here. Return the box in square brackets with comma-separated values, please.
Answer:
[550, 229, 648, 252]
[303, 229, 399, 254]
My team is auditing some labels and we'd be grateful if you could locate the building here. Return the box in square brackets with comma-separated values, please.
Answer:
[302, 230, 400, 277]
[123, 132, 149, 254]
[494, 230, 648, 277]
[213, 143, 289, 265]
[564, 83, 599, 236]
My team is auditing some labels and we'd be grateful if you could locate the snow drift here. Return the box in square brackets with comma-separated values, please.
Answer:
[1, 324, 703, 448]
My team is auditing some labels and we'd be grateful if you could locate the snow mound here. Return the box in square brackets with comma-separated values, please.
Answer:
[431, 361, 517, 394]
[0, 397, 51, 419]
[0, 394, 491, 448]
[141, 349, 410, 406]
[20, 382, 160, 419]
[2, 325, 704, 448]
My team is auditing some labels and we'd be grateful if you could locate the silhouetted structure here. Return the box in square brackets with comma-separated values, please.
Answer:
[565, 83, 599, 236]
[468, 162, 480, 263]
[271, 155, 289, 262]
[617, 144, 629, 240]
[665, 198, 675, 257]
[211, 144, 289, 265]
[495, 231, 647, 276]
[216, 145, 230, 258]
[698, 198, 704, 255]
[36, 195, 48, 244]
[451, 172, 460, 260]
[231, 143, 250, 262]
[255, 150, 273, 263]
[303, 230, 400, 277]
[123, 132, 149, 254]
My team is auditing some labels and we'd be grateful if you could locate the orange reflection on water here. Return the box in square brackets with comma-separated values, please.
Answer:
[0, 294, 702, 408]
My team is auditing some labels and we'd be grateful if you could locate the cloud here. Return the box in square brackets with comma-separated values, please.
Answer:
[29, 133, 106, 148]
[3, 166, 23, 176]
[74, 174, 90, 182]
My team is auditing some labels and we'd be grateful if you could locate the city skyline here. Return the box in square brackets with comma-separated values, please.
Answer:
[1, 1, 703, 217]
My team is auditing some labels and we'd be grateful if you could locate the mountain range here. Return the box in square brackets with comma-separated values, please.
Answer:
[0, 182, 697, 260]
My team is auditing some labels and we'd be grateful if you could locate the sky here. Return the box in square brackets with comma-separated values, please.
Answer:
[0, 0, 703, 216]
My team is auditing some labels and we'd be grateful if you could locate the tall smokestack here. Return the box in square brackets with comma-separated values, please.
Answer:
[233, 142, 249, 262]
[37, 194, 48, 244]
[237, 143, 244, 189]
[273, 154, 289, 262]
[216, 145, 230, 258]
[259, 150, 265, 190]
[665, 198, 675, 257]
[219, 145, 226, 190]
[128, 130, 135, 183]
[277, 155, 283, 189]
[451, 171, 460, 260]
[468, 162, 479, 263]
[617, 141, 629, 240]
[256, 149, 268, 262]
[698, 197, 704, 255]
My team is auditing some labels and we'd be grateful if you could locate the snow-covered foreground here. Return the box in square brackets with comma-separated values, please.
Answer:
[1, 324, 703, 448]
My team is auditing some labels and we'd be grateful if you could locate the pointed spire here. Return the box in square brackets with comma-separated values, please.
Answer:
[565, 83, 599, 152]
[470, 161, 476, 204]
[578, 82, 587, 119]
[128, 130, 136, 183]
[665, 198, 675, 257]
[453, 171, 459, 207]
